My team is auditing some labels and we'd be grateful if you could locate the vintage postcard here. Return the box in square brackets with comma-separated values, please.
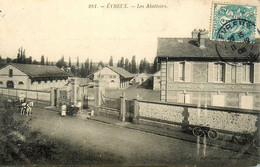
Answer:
[0, 0, 259, 166]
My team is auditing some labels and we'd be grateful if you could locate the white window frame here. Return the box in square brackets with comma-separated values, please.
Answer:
[213, 63, 225, 83]
[179, 62, 185, 82]
[241, 64, 253, 83]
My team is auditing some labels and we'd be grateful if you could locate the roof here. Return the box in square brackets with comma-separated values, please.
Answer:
[78, 78, 94, 86]
[9, 63, 71, 78]
[106, 66, 135, 79]
[157, 38, 260, 62]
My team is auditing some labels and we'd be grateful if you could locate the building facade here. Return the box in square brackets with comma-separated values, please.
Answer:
[157, 30, 260, 110]
[93, 66, 134, 89]
[0, 63, 71, 91]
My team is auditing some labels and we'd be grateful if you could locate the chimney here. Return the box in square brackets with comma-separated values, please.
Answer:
[191, 29, 200, 39]
[198, 29, 208, 49]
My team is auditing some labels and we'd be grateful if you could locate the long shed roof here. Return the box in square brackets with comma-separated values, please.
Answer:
[10, 63, 72, 78]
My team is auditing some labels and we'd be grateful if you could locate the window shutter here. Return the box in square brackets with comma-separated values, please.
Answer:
[185, 62, 191, 82]
[208, 63, 214, 82]
[167, 63, 174, 81]
[236, 64, 242, 83]
[254, 63, 260, 83]
[225, 64, 231, 83]
[174, 62, 179, 81]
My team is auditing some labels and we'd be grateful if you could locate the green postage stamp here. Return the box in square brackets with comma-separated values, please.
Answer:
[210, 2, 257, 43]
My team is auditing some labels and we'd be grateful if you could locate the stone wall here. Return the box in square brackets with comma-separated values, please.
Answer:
[138, 100, 259, 134]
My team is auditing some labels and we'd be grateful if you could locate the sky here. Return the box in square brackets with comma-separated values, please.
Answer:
[0, 0, 259, 64]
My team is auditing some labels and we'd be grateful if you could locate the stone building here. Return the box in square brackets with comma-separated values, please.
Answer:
[157, 29, 260, 110]
[92, 66, 134, 89]
[0, 63, 71, 90]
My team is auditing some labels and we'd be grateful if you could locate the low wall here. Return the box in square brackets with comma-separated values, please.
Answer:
[138, 100, 259, 134]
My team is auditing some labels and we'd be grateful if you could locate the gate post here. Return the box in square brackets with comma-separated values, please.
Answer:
[133, 94, 140, 124]
[50, 87, 55, 106]
[119, 92, 126, 121]
[95, 86, 102, 115]
[70, 77, 81, 106]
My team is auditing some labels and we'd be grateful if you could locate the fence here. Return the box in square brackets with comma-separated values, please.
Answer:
[0, 87, 51, 105]
[95, 88, 259, 134]
[99, 93, 121, 119]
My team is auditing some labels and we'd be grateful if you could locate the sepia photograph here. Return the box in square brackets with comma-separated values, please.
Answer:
[0, 0, 259, 166]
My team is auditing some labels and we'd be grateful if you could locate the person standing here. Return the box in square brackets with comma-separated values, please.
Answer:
[61, 103, 67, 116]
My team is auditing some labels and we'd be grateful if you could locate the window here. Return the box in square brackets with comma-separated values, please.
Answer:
[179, 62, 185, 81]
[18, 81, 24, 85]
[214, 63, 224, 82]
[171, 62, 191, 82]
[0, 81, 3, 84]
[241, 64, 252, 83]
[226, 63, 253, 83]
[9, 69, 13, 77]
[157, 76, 160, 79]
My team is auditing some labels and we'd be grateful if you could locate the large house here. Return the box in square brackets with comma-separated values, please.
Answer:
[157, 29, 260, 110]
[92, 66, 134, 89]
[0, 63, 72, 90]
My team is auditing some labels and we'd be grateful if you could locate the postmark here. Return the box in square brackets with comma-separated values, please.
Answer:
[211, 2, 257, 43]
[215, 41, 260, 66]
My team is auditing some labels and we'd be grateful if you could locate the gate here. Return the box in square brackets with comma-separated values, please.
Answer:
[99, 92, 121, 118]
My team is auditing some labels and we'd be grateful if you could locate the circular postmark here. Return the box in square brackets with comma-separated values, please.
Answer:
[216, 18, 255, 43]
[215, 41, 259, 66]
[215, 18, 259, 66]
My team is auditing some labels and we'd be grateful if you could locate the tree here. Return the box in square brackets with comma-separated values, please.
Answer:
[98, 61, 104, 69]
[76, 57, 79, 68]
[25, 56, 32, 64]
[117, 60, 120, 67]
[69, 57, 71, 67]
[46, 57, 49, 65]
[32, 60, 39, 64]
[120, 57, 124, 68]
[80, 63, 87, 77]
[90, 60, 93, 73]
[131, 55, 137, 73]
[125, 58, 130, 72]
[109, 56, 113, 66]
[6, 57, 12, 64]
[15, 47, 26, 64]
[84, 58, 90, 76]
[40, 55, 45, 65]
[56, 56, 67, 68]
[152, 57, 159, 73]
[139, 59, 144, 73]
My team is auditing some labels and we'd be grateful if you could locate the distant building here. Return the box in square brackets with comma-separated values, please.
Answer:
[132, 73, 152, 85]
[153, 70, 161, 90]
[0, 63, 72, 90]
[92, 66, 134, 89]
[157, 29, 260, 110]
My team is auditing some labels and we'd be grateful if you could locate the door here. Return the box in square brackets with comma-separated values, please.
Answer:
[7, 81, 14, 88]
